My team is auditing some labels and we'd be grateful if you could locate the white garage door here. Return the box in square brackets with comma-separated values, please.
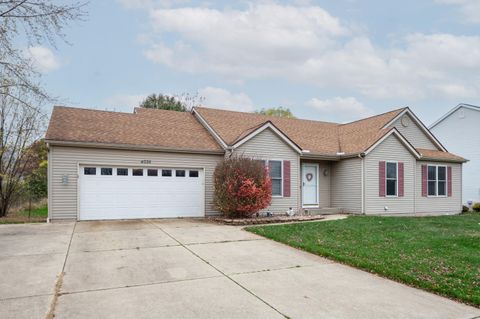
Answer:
[79, 166, 204, 220]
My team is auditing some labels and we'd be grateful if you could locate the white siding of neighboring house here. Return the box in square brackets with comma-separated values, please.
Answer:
[364, 135, 416, 214]
[388, 113, 439, 150]
[430, 106, 480, 204]
[233, 128, 301, 214]
[331, 158, 362, 213]
[415, 161, 462, 214]
[48, 145, 223, 220]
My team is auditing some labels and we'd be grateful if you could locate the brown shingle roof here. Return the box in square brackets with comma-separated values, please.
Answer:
[417, 148, 466, 163]
[194, 106, 406, 155]
[46, 106, 222, 152]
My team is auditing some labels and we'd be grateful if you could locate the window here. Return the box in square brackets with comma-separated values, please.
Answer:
[147, 169, 158, 176]
[132, 169, 143, 176]
[189, 170, 199, 178]
[162, 169, 172, 177]
[101, 168, 113, 176]
[117, 168, 128, 176]
[428, 165, 447, 197]
[269, 160, 282, 196]
[386, 162, 397, 196]
[84, 167, 96, 175]
[176, 170, 186, 177]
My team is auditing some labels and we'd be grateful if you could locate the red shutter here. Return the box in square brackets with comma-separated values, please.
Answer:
[398, 162, 404, 197]
[447, 166, 452, 197]
[379, 161, 386, 197]
[283, 161, 291, 197]
[421, 165, 427, 197]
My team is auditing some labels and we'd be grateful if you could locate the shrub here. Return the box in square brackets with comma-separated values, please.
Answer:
[462, 205, 470, 213]
[213, 156, 272, 218]
[472, 203, 480, 212]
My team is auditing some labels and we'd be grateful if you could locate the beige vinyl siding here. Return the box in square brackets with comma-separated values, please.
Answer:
[49, 145, 223, 220]
[415, 161, 462, 214]
[301, 161, 331, 208]
[331, 158, 362, 213]
[388, 113, 439, 150]
[364, 135, 415, 214]
[233, 128, 300, 214]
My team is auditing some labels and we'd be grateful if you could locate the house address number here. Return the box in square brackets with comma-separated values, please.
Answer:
[141, 160, 151, 164]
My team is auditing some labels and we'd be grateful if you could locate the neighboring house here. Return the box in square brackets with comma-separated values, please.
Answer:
[430, 103, 479, 205]
[45, 106, 466, 221]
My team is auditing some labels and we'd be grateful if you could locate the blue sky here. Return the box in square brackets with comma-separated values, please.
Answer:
[31, 0, 480, 124]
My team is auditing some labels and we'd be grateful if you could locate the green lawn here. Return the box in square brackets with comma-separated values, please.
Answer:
[246, 213, 480, 307]
[0, 205, 48, 224]
[17, 205, 48, 218]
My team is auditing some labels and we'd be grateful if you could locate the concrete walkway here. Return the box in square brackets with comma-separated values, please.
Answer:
[0, 219, 478, 319]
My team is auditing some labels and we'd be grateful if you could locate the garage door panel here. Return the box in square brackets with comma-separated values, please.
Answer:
[79, 166, 204, 220]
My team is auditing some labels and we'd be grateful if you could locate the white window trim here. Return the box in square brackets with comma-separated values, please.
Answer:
[261, 159, 284, 198]
[385, 161, 398, 197]
[427, 165, 448, 198]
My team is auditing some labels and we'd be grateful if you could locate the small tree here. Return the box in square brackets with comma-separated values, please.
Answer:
[140, 92, 204, 111]
[213, 156, 272, 218]
[256, 107, 296, 118]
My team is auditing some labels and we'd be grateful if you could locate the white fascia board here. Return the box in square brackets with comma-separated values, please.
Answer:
[191, 108, 229, 150]
[382, 108, 447, 152]
[364, 128, 421, 159]
[232, 122, 303, 154]
[429, 103, 480, 129]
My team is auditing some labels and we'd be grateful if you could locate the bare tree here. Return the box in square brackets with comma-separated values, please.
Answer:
[1, 1, 86, 105]
[0, 1, 86, 216]
[0, 85, 46, 216]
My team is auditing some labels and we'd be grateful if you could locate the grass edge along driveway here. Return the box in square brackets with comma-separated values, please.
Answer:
[246, 213, 480, 307]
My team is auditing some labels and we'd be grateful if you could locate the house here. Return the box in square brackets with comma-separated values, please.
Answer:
[430, 103, 479, 205]
[45, 105, 466, 221]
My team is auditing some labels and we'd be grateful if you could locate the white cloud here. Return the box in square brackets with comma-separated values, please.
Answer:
[199, 87, 254, 111]
[436, 0, 480, 24]
[136, 2, 480, 100]
[307, 96, 372, 122]
[24, 46, 61, 73]
[104, 94, 147, 109]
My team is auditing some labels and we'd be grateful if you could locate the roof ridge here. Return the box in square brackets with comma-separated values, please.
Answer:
[340, 107, 408, 126]
[53, 105, 135, 115]
[194, 106, 340, 126]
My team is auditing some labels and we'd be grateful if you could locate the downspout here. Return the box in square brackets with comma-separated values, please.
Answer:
[358, 153, 366, 214]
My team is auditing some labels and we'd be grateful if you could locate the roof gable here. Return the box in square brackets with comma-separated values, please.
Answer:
[382, 108, 447, 152]
[232, 121, 302, 153]
[193, 106, 405, 156]
[430, 103, 480, 129]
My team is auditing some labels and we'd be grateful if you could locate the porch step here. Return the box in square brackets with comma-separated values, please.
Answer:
[302, 207, 344, 215]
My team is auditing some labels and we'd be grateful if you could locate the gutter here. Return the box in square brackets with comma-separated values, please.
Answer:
[358, 153, 366, 215]
[417, 157, 468, 164]
[45, 139, 226, 155]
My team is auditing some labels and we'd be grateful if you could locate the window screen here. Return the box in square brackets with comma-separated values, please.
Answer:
[386, 162, 397, 196]
[269, 161, 282, 196]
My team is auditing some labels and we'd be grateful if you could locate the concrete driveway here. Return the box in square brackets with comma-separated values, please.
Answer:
[0, 219, 479, 319]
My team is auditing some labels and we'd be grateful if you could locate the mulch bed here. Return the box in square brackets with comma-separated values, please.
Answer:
[212, 214, 325, 226]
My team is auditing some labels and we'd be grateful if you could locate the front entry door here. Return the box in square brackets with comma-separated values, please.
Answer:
[302, 164, 319, 206]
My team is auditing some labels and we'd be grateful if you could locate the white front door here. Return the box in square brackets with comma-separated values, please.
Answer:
[302, 164, 319, 206]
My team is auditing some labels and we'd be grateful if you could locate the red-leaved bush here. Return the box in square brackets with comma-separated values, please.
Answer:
[213, 156, 272, 218]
